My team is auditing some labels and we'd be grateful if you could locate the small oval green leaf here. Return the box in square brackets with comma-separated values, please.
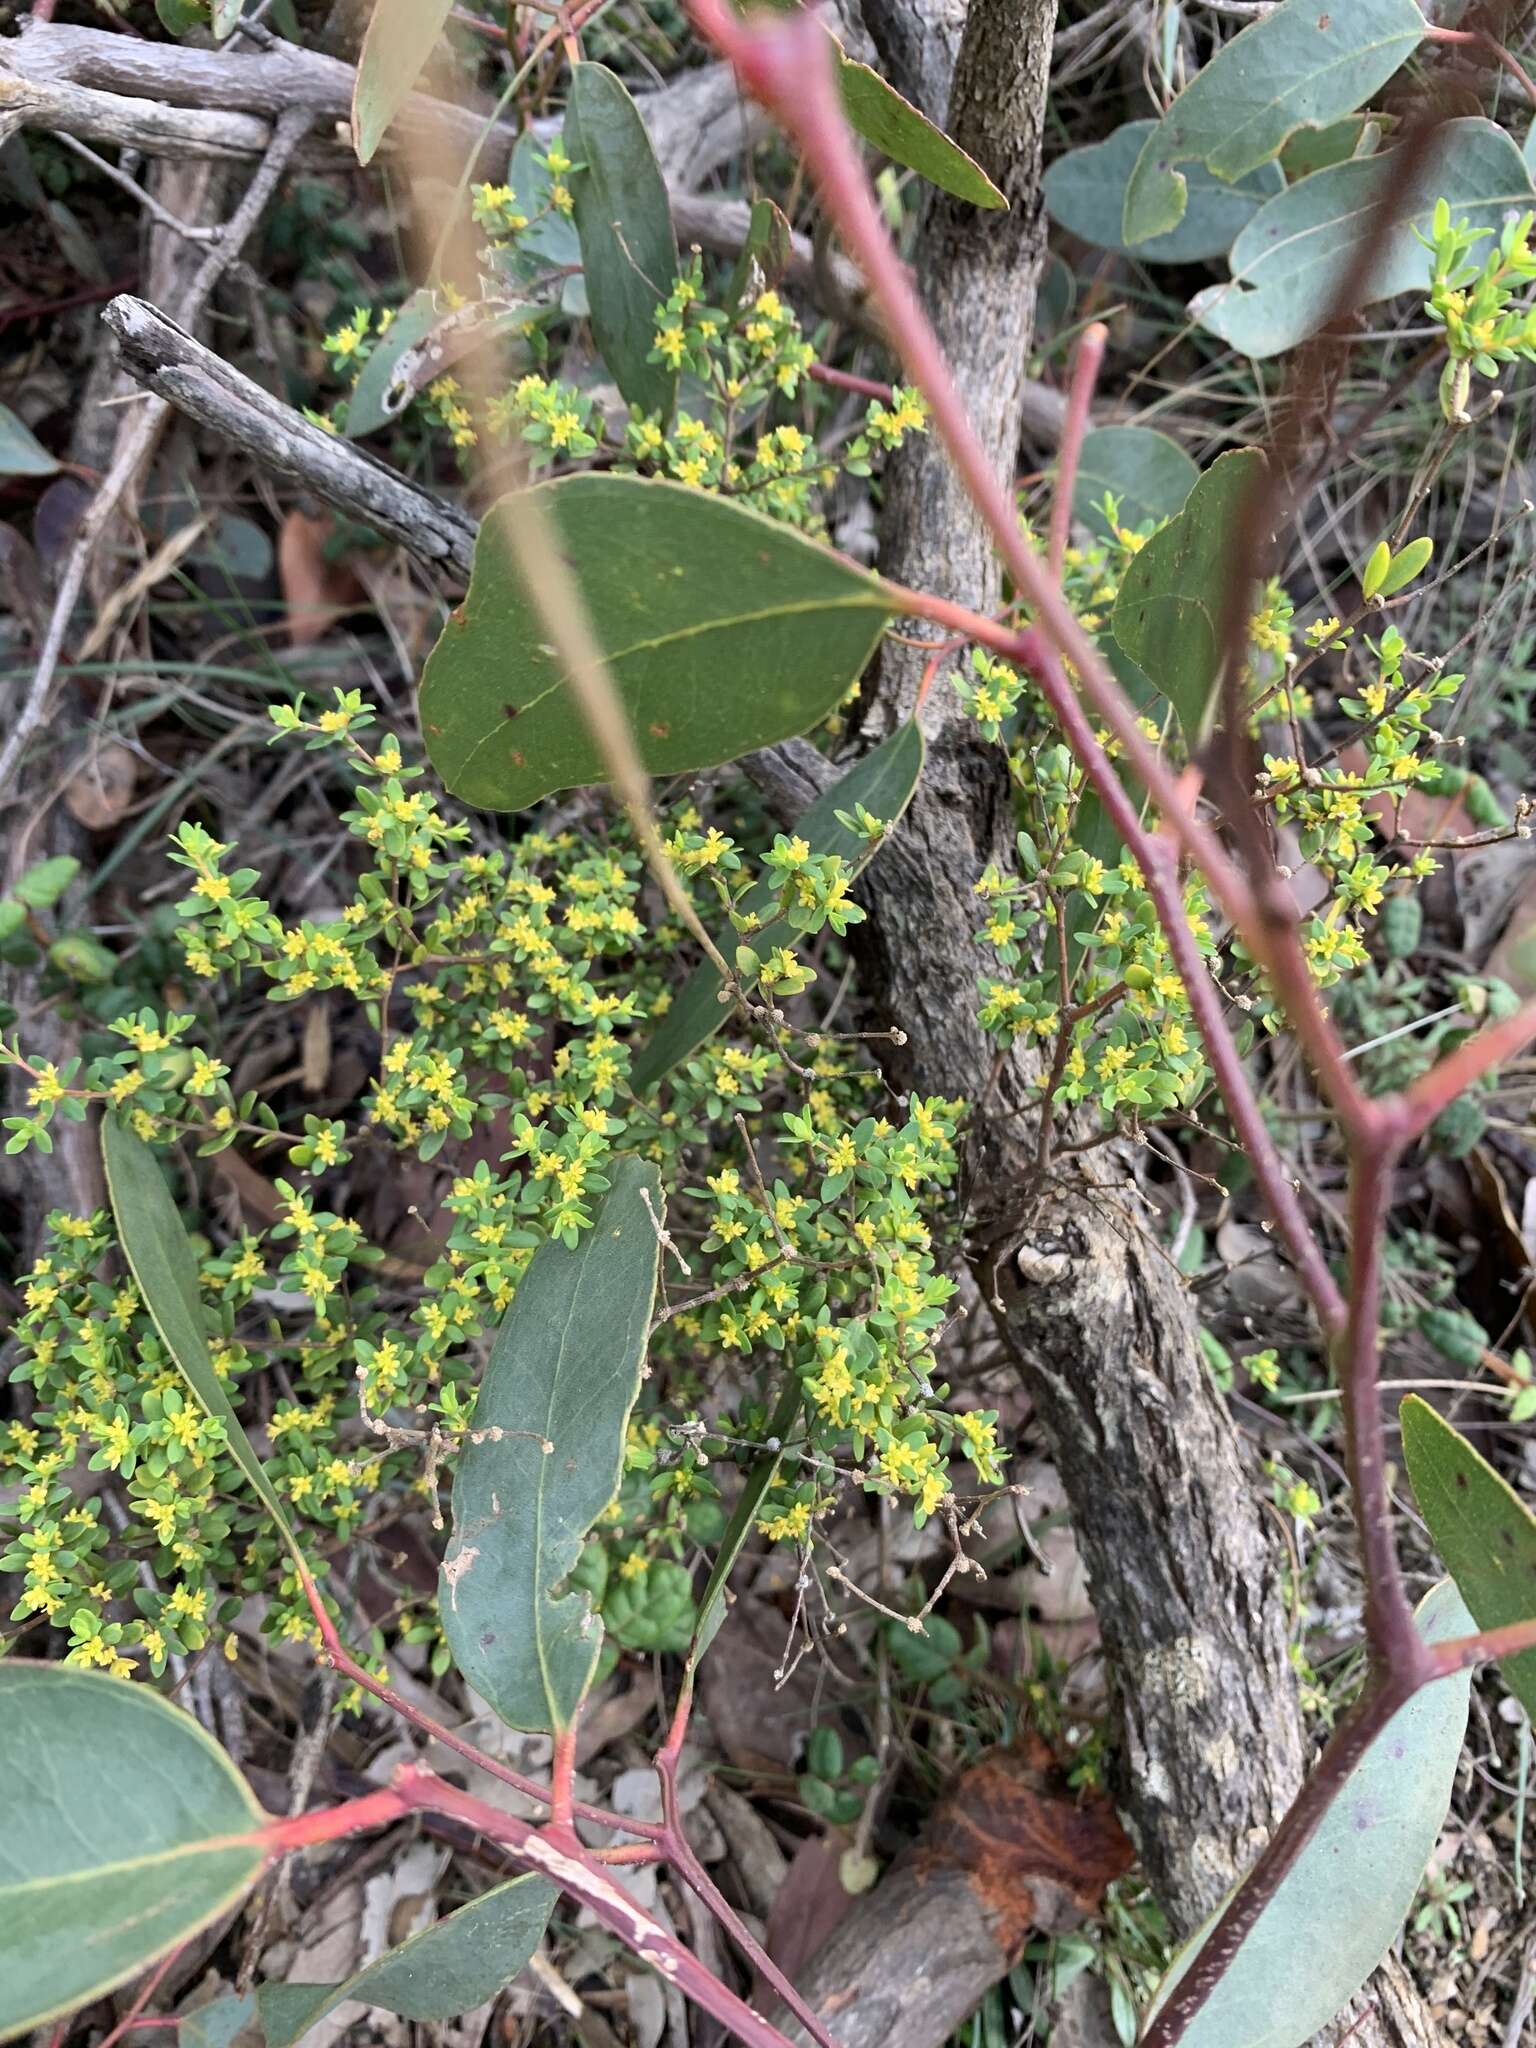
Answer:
[101, 1117, 305, 1566]
[440, 1156, 661, 1732]
[1377, 536, 1433, 599]
[418, 474, 893, 813]
[1145, 1581, 1474, 2048]
[564, 63, 678, 418]
[1401, 1394, 1536, 1722]
[257, 1873, 557, 2045]
[0, 1663, 265, 2044]
[631, 720, 924, 1096]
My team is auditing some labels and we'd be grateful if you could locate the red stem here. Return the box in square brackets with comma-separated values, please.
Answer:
[1423, 24, 1536, 108]
[809, 361, 896, 402]
[298, 1568, 664, 1842]
[1432, 1614, 1536, 1675]
[91, 1950, 185, 2048]
[1048, 321, 1107, 576]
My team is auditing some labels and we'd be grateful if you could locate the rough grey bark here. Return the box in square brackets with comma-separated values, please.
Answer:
[830, 6, 1444, 2045]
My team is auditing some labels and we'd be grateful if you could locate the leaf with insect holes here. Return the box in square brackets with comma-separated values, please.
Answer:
[417, 474, 894, 812]
[351, 0, 454, 164]
[440, 1157, 661, 1733]
[630, 720, 924, 1096]
[257, 1873, 557, 2045]
[0, 1663, 266, 2044]
[1111, 448, 1268, 743]
[1145, 1579, 1474, 2048]
[1070, 425, 1197, 543]
[101, 1117, 305, 1567]
[1122, 0, 1424, 246]
[1190, 118, 1535, 359]
[564, 63, 678, 418]
[1401, 1394, 1536, 1722]
[1045, 121, 1281, 263]
[834, 44, 1004, 210]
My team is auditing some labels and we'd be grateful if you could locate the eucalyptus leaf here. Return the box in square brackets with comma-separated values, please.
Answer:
[1401, 1394, 1536, 1722]
[1071, 425, 1197, 542]
[440, 1156, 661, 1732]
[344, 290, 437, 438]
[418, 475, 893, 813]
[101, 1117, 304, 1566]
[1111, 448, 1267, 742]
[0, 1663, 266, 2044]
[1191, 118, 1535, 359]
[177, 1997, 257, 2048]
[211, 0, 244, 38]
[722, 197, 794, 317]
[257, 1873, 557, 2045]
[564, 63, 678, 417]
[1122, 0, 1424, 246]
[0, 401, 58, 478]
[631, 720, 924, 1096]
[1045, 121, 1281, 262]
[1144, 1580, 1474, 2048]
[351, 0, 454, 165]
[835, 45, 1005, 210]
[690, 1378, 804, 1667]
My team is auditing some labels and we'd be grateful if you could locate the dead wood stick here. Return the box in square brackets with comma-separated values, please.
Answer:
[0, 108, 314, 812]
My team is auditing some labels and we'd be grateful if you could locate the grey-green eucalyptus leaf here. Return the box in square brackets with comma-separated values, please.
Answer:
[564, 63, 678, 418]
[101, 1117, 305, 1567]
[1190, 118, 1535, 359]
[0, 1663, 266, 2044]
[1145, 1581, 1474, 2048]
[1122, 0, 1424, 245]
[440, 1156, 661, 1732]
[257, 1873, 557, 2044]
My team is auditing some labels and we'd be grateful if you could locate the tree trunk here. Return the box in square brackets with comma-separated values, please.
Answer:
[790, 5, 1446, 2043]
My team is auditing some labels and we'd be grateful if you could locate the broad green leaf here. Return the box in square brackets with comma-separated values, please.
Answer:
[418, 474, 893, 812]
[631, 720, 924, 1096]
[564, 64, 678, 418]
[352, 0, 454, 165]
[1111, 448, 1267, 742]
[0, 401, 58, 478]
[689, 1377, 804, 1667]
[211, 0, 243, 39]
[1401, 1394, 1536, 1722]
[1071, 425, 1197, 542]
[1145, 1580, 1474, 2048]
[441, 1156, 661, 1732]
[257, 1873, 557, 2045]
[101, 1118, 304, 1567]
[1045, 121, 1281, 262]
[345, 289, 438, 439]
[835, 46, 1004, 211]
[1279, 114, 1374, 181]
[1191, 118, 1534, 359]
[0, 1663, 266, 2043]
[1122, 0, 1424, 246]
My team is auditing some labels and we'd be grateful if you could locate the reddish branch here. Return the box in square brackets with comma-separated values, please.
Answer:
[678, 4, 1536, 2044]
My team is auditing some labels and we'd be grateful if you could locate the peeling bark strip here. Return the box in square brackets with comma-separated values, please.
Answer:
[777, 1750, 1131, 2048]
[835, 3, 1441, 2044]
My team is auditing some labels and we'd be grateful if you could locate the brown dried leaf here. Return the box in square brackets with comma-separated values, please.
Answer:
[278, 508, 367, 648]
[64, 740, 137, 830]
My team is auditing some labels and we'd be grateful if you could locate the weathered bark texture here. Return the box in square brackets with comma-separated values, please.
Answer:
[814, 5, 1445, 2045]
